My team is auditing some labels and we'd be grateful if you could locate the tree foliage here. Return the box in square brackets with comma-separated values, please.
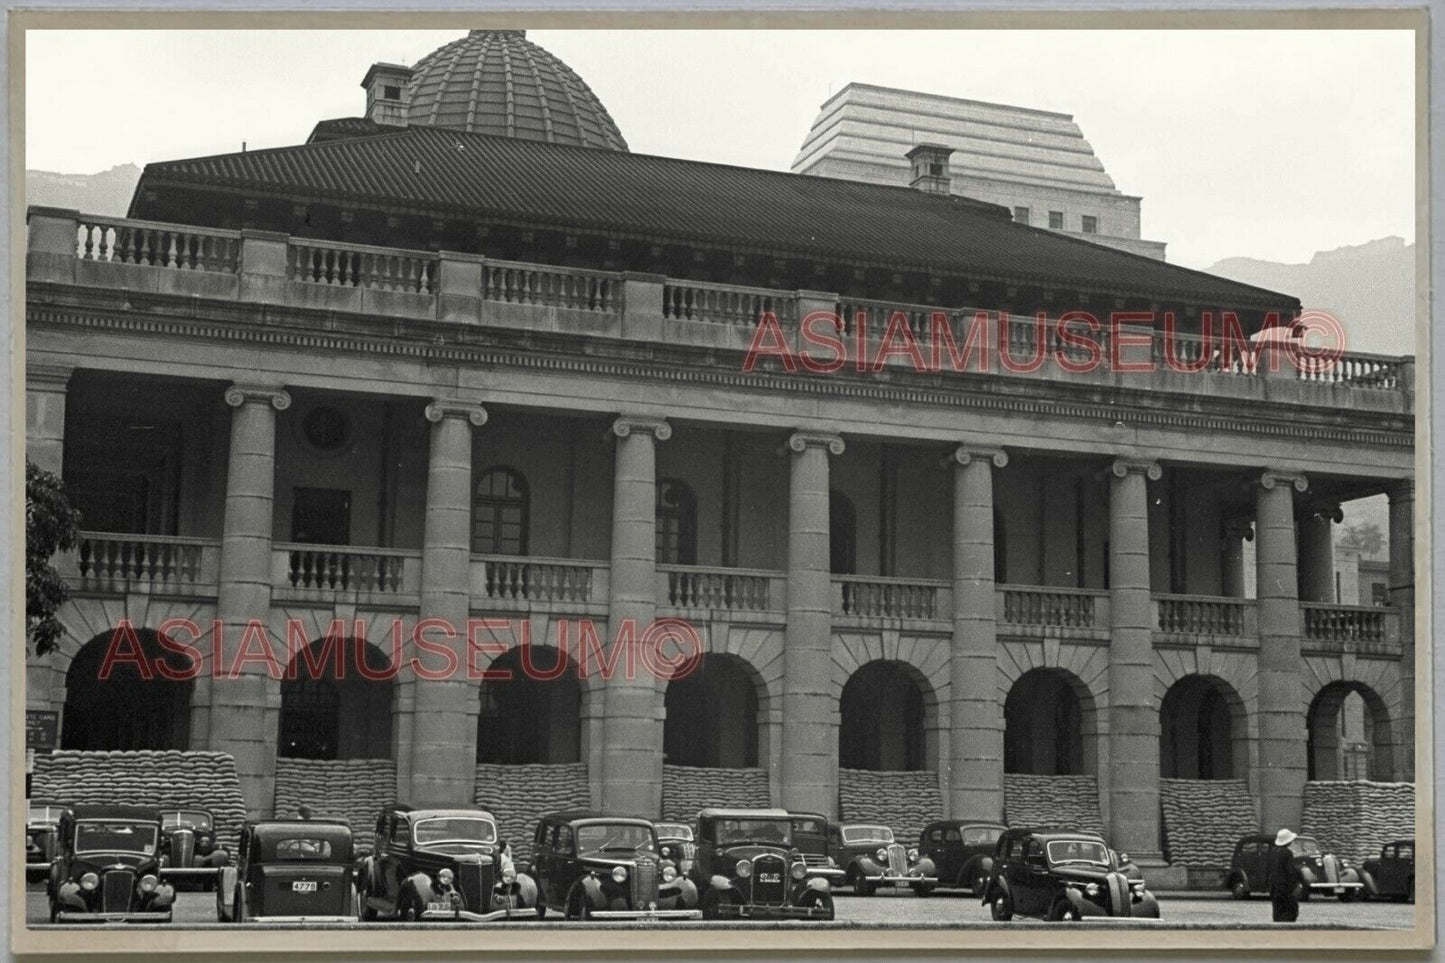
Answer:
[1337, 520, 1385, 557]
[26, 461, 80, 655]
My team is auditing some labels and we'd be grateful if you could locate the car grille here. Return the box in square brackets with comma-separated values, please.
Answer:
[172, 829, 195, 868]
[457, 859, 493, 913]
[1323, 855, 1339, 884]
[802, 854, 828, 867]
[751, 854, 786, 905]
[102, 869, 135, 913]
[886, 844, 908, 877]
[632, 858, 659, 908]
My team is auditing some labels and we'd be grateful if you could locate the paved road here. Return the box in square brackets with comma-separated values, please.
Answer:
[25, 884, 1415, 929]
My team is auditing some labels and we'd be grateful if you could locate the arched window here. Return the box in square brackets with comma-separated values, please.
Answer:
[279, 675, 340, 760]
[473, 467, 529, 556]
[830, 490, 856, 575]
[656, 479, 697, 565]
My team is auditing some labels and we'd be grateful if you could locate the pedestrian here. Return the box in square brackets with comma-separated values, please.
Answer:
[1269, 828, 1303, 922]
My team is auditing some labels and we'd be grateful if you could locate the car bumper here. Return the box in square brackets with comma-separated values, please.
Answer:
[863, 874, 937, 887]
[53, 911, 172, 923]
[25, 862, 51, 872]
[586, 909, 703, 920]
[714, 903, 832, 920]
[159, 867, 219, 879]
[806, 869, 847, 883]
[1308, 882, 1364, 894]
[421, 904, 533, 922]
[246, 915, 356, 923]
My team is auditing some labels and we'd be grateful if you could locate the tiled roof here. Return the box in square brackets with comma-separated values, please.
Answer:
[307, 116, 389, 144]
[132, 125, 1296, 309]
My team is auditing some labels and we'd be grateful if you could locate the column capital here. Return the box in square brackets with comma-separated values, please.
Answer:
[1258, 469, 1308, 493]
[1110, 457, 1161, 481]
[610, 415, 671, 441]
[787, 430, 845, 456]
[26, 363, 74, 391]
[424, 400, 487, 426]
[951, 445, 1008, 469]
[224, 384, 291, 411]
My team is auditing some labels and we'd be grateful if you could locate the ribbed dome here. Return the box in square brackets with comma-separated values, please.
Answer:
[404, 30, 628, 151]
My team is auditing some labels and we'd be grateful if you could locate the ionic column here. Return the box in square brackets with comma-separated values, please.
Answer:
[26, 364, 72, 476]
[1388, 481, 1414, 781]
[408, 401, 487, 805]
[949, 445, 1007, 821]
[1255, 470, 1309, 831]
[600, 415, 671, 815]
[1107, 458, 1163, 862]
[1297, 501, 1341, 603]
[780, 430, 844, 817]
[205, 385, 289, 818]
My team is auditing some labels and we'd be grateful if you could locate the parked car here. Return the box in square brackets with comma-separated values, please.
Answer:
[653, 821, 697, 877]
[919, 820, 1006, 894]
[1361, 839, 1414, 902]
[215, 820, 355, 922]
[158, 808, 230, 887]
[1225, 834, 1363, 902]
[26, 801, 69, 880]
[980, 827, 1160, 921]
[829, 822, 936, 896]
[47, 804, 176, 923]
[530, 811, 700, 920]
[356, 804, 536, 922]
[688, 808, 834, 920]
[788, 812, 845, 885]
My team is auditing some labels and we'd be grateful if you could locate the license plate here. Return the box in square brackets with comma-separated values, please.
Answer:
[759, 873, 781, 883]
[291, 880, 317, 893]
[427, 900, 452, 913]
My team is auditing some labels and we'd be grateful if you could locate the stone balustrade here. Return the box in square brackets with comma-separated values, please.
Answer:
[470, 555, 608, 608]
[75, 215, 241, 273]
[272, 544, 420, 597]
[1301, 602, 1402, 656]
[657, 565, 783, 613]
[483, 258, 620, 313]
[64, 532, 220, 593]
[1153, 593, 1254, 637]
[998, 585, 1105, 629]
[291, 239, 436, 294]
[832, 575, 948, 621]
[663, 280, 797, 326]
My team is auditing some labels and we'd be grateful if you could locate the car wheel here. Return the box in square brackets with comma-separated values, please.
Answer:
[1049, 899, 1080, 922]
[233, 890, 244, 924]
[1339, 888, 1356, 903]
[806, 891, 835, 921]
[700, 888, 722, 921]
[852, 871, 875, 897]
[989, 894, 1013, 921]
[535, 902, 547, 920]
[400, 889, 425, 922]
[911, 882, 934, 897]
[1230, 879, 1249, 900]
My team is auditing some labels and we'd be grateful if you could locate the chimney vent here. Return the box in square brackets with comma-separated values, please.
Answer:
[361, 62, 415, 127]
[906, 143, 954, 196]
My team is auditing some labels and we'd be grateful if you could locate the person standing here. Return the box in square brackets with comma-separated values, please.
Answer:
[1269, 828, 1304, 922]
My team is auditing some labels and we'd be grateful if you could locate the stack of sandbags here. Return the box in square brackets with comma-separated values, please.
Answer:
[661, 765, 770, 822]
[837, 769, 942, 846]
[32, 750, 246, 852]
[473, 763, 590, 865]
[1003, 774, 1104, 835]
[273, 758, 394, 856]
[1159, 778, 1258, 867]
[1303, 781, 1414, 864]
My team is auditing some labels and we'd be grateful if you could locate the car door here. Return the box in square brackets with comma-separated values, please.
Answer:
[942, 826, 965, 882]
[378, 815, 408, 907]
[1388, 843, 1411, 893]
[921, 826, 947, 878]
[1017, 837, 1050, 915]
[554, 825, 578, 906]
[1253, 841, 1273, 892]
[532, 822, 553, 904]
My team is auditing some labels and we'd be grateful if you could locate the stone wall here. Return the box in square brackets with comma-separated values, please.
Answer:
[1302, 780, 1414, 864]
[1159, 778, 1258, 867]
[32, 750, 247, 852]
[661, 765, 770, 822]
[1002, 773, 1104, 834]
[837, 769, 942, 846]
[273, 758, 395, 856]
[474, 763, 590, 865]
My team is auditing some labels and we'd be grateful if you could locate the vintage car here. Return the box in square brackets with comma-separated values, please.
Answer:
[215, 820, 355, 922]
[919, 820, 1007, 895]
[1361, 839, 1414, 902]
[530, 811, 701, 920]
[47, 804, 176, 923]
[158, 808, 230, 886]
[1225, 834, 1363, 901]
[357, 804, 536, 922]
[828, 822, 936, 896]
[26, 801, 70, 879]
[788, 812, 845, 885]
[981, 827, 1160, 922]
[688, 808, 834, 920]
[653, 821, 697, 877]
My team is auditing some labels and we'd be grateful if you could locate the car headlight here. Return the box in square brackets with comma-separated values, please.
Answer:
[735, 859, 752, 878]
[1085, 882, 1100, 898]
[611, 866, 627, 884]
[438, 868, 453, 885]
[791, 861, 807, 881]
[80, 872, 99, 891]
[908, 848, 919, 861]
[139, 874, 159, 893]
[661, 864, 677, 882]
[502, 866, 516, 883]
[876, 848, 888, 862]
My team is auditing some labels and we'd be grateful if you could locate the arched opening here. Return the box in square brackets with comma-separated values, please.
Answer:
[1004, 668, 1096, 775]
[663, 654, 761, 768]
[1159, 675, 1247, 779]
[278, 639, 394, 760]
[1307, 681, 1394, 781]
[656, 478, 698, 565]
[839, 660, 929, 771]
[473, 467, 529, 556]
[62, 629, 192, 751]
[476, 646, 581, 764]
[830, 490, 857, 575]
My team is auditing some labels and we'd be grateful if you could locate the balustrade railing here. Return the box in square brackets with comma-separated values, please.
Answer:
[73, 533, 218, 588]
[473, 555, 599, 603]
[664, 281, 796, 326]
[833, 576, 944, 619]
[277, 544, 415, 593]
[483, 259, 620, 312]
[1301, 603, 1390, 644]
[290, 241, 436, 293]
[76, 216, 240, 273]
[659, 566, 777, 611]
[1154, 594, 1248, 635]
[1000, 586, 1101, 628]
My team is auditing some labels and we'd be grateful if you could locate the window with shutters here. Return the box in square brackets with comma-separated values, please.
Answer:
[473, 467, 529, 555]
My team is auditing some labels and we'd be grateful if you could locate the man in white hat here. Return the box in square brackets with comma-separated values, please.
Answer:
[1269, 828, 1304, 922]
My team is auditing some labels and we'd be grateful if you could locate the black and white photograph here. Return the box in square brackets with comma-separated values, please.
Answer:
[10, 9, 1434, 956]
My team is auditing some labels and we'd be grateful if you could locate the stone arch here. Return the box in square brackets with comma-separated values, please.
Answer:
[1159, 674, 1249, 780]
[997, 639, 1108, 776]
[664, 652, 764, 768]
[1002, 666, 1099, 776]
[832, 632, 949, 773]
[839, 660, 935, 771]
[1307, 680, 1395, 782]
[277, 636, 395, 760]
[1299, 655, 1403, 782]
[475, 642, 584, 765]
[61, 628, 194, 751]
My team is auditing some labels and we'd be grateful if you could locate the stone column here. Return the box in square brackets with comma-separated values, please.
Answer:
[1387, 481, 1414, 782]
[26, 364, 72, 475]
[1107, 458, 1163, 863]
[1221, 520, 1249, 598]
[408, 401, 487, 805]
[205, 385, 289, 818]
[1297, 502, 1340, 603]
[601, 415, 671, 815]
[949, 445, 1007, 821]
[780, 430, 844, 817]
[1255, 470, 1309, 832]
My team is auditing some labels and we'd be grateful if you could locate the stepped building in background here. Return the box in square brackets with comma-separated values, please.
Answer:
[792, 82, 1168, 260]
[26, 30, 1414, 879]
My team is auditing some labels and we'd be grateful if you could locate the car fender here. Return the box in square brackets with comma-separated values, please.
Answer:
[1339, 867, 1361, 886]
[915, 856, 936, 877]
[151, 881, 177, 908]
[55, 881, 86, 910]
[403, 872, 437, 906]
[670, 876, 699, 907]
[963, 854, 993, 884]
[509, 872, 538, 908]
[215, 867, 238, 922]
[805, 875, 830, 894]
[853, 856, 882, 877]
[1360, 869, 1378, 897]
[708, 874, 733, 892]
[1226, 869, 1248, 891]
[981, 873, 1009, 906]
[575, 875, 608, 911]
[1133, 889, 1161, 919]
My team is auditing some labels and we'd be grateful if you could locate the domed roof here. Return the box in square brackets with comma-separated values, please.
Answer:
[404, 30, 628, 151]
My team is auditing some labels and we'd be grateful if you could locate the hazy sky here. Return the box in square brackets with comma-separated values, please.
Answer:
[25, 28, 1415, 269]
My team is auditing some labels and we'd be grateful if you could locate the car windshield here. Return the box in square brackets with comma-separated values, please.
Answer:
[1291, 838, 1322, 857]
[714, 818, 792, 847]
[654, 823, 693, 841]
[414, 817, 496, 846]
[576, 824, 656, 855]
[842, 826, 894, 844]
[1045, 839, 1110, 867]
[161, 811, 211, 831]
[74, 820, 157, 856]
